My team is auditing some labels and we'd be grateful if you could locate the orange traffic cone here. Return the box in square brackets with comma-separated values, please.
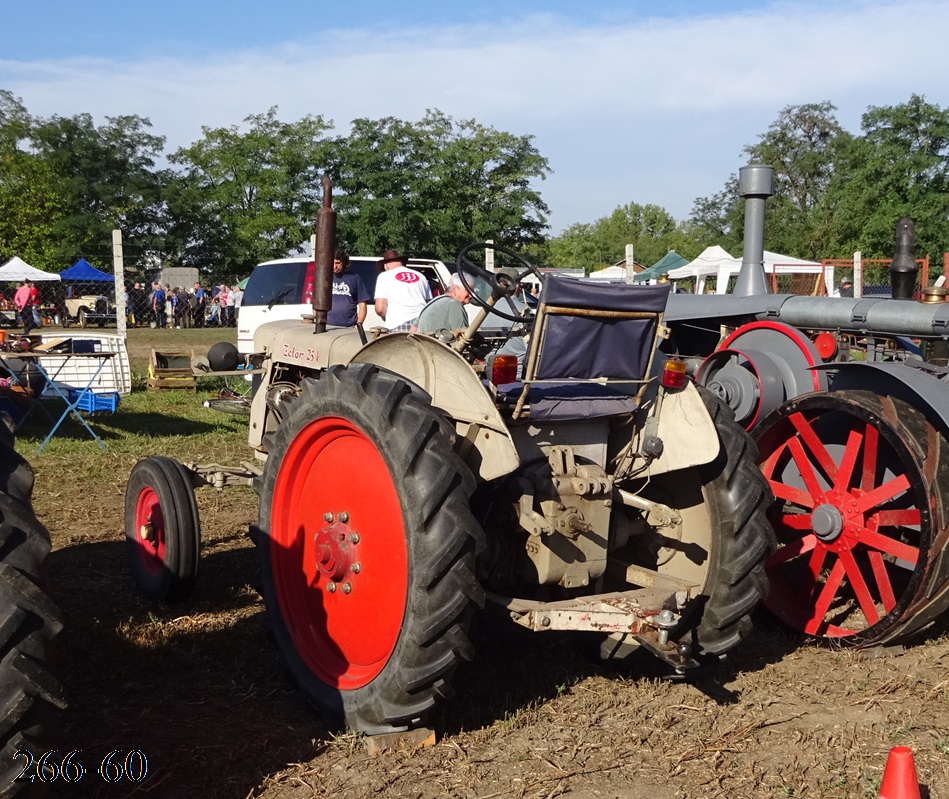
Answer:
[879, 746, 921, 799]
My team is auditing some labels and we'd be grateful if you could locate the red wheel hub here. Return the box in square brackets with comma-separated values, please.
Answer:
[133, 487, 165, 575]
[313, 520, 356, 583]
[270, 417, 408, 690]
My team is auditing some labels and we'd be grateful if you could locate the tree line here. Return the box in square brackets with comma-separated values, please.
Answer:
[545, 95, 949, 275]
[0, 96, 550, 276]
[1, 90, 947, 277]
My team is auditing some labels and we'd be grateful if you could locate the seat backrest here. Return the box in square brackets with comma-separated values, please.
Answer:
[526, 277, 670, 386]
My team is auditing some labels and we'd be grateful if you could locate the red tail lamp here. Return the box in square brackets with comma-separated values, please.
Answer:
[491, 355, 519, 386]
[813, 331, 838, 360]
[661, 359, 688, 390]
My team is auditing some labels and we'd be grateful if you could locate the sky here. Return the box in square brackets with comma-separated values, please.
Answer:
[3, 0, 949, 238]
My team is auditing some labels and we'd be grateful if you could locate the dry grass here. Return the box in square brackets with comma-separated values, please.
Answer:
[17, 328, 949, 798]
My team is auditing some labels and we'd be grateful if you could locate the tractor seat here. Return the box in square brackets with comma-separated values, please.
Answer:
[507, 277, 670, 421]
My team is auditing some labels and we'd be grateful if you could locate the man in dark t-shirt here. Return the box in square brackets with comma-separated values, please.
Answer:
[328, 250, 370, 327]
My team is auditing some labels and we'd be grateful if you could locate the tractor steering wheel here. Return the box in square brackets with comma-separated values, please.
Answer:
[456, 242, 542, 324]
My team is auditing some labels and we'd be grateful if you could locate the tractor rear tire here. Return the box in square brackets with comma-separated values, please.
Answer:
[0, 478, 64, 796]
[255, 363, 483, 733]
[605, 386, 775, 661]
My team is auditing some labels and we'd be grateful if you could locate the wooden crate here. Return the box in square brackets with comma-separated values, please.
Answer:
[147, 349, 197, 391]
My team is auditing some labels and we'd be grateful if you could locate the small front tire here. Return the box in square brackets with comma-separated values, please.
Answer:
[125, 457, 201, 602]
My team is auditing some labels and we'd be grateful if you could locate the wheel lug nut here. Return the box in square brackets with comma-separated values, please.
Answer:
[341, 582, 352, 594]
[323, 512, 334, 523]
[326, 582, 337, 593]
[351, 562, 361, 574]
[349, 532, 360, 544]
[339, 511, 349, 523]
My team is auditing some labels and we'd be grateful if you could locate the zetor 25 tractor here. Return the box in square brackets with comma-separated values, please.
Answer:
[125, 203, 775, 735]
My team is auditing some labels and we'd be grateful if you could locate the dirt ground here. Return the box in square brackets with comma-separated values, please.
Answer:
[34, 476, 949, 799]
[22, 328, 949, 799]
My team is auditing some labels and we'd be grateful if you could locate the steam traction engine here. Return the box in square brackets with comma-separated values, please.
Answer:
[671, 164, 949, 648]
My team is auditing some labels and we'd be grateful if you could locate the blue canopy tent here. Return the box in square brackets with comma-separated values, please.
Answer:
[61, 259, 114, 282]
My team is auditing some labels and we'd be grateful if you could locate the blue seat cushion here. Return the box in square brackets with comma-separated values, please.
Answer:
[499, 381, 636, 421]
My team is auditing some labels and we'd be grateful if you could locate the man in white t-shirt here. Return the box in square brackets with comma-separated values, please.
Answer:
[373, 249, 431, 332]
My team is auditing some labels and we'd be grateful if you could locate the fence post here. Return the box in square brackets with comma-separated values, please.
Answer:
[112, 229, 127, 336]
[854, 251, 862, 298]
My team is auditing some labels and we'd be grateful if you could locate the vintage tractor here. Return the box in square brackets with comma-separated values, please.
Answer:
[0, 431, 63, 795]
[124, 181, 775, 733]
[664, 165, 949, 650]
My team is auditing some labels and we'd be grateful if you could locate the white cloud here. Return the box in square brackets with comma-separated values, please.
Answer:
[2, 0, 948, 235]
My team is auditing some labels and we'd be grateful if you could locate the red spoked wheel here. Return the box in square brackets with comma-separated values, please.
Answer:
[124, 457, 201, 602]
[755, 390, 949, 646]
[256, 363, 483, 733]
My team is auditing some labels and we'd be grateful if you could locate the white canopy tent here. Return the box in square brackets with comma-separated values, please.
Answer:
[0, 257, 62, 282]
[587, 265, 632, 281]
[666, 246, 739, 293]
[667, 247, 832, 295]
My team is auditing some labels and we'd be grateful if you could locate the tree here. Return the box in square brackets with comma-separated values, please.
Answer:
[742, 102, 848, 260]
[28, 112, 168, 269]
[822, 94, 949, 267]
[546, 201, 694, 273]
[329, 110, 550, 257]
[687, 177, 743, 256]
[169, 108, 333, 271]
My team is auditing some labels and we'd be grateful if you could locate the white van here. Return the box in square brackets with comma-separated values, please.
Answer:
[237, 256, 453, 354]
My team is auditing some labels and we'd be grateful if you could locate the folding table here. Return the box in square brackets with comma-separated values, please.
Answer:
[0, 351, 117, 452]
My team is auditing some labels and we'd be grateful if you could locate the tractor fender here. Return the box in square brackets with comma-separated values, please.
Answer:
[350, 334, 520, 482]
[645, 381, 721, 477]
[816, 360, 949, 440]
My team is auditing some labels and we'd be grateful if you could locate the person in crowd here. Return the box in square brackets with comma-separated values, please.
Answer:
[152, 281, 166, 329]
[129, 282, 147, 326]
[224, 284, 238, 326]
[164, 284, 173, 327]
[207, 295, 221, 327]
[170, 287, 181, 328]
[839, 277, 854, 297]
[218, 285, 231, 327]
[14, 279, 36, 335]
[193, 282, 206, 327]
[374, 249, 431, 332]
[28, 280, 41, 329]
[328, 250, 370, 328]
[231, 284, 243, 324]
[416, 273, 471, 334]
[177, 287, 192, 328]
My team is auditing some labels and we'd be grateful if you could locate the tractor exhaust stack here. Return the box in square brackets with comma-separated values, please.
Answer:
[313, 175, 336, 334]
[733, 164, 774, 297]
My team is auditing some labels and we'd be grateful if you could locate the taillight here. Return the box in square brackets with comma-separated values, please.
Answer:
[661, 359, 687, 390]
[302, 261, 315, 305]
[491, 355, 518, 385]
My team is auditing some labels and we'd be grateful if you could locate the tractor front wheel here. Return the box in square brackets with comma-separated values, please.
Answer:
[256, 363, 483, 733]
[125, 457, 201, 602]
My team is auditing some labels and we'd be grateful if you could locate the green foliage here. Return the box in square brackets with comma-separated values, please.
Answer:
[821, 94, 949, 265]
[28, 112, 168, 270]
[743, 102, 848, 260]
[329, 110, 550, 257]
[689, 95, 949, 268]
[546, 202, 698, 274]
[168, 108, 333, 271]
